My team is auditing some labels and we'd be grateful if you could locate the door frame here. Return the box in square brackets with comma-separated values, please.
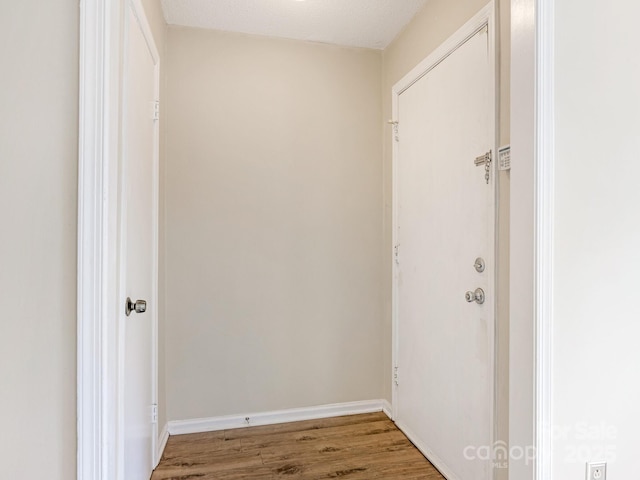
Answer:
[390, 2, 497, 476]
[509, 0, 554, 479]
[77, 1, 160, 479]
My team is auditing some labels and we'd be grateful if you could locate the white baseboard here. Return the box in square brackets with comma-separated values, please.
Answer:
[395, 420, 461, 480]
[168, 399, 388, 436]
[155, 422, 169, 467]
[382, 399, 393, 420]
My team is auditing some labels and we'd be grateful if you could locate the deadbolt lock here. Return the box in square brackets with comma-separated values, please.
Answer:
[465, 288, 485, 305]
[474, 257, 485, 273]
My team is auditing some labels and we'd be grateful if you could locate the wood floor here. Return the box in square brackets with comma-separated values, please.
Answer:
[152, 412, 445, 479]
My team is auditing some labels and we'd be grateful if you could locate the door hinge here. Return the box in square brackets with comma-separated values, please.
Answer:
[474, 150, 492, 184]
[394, 366, 399, 386]
[151, 404, 158, 424]
[394, 244, 400, 265]
[388, 120, 399, 142]
[152, 100, 160, 121]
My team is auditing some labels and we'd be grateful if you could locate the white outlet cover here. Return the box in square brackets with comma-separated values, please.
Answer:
[586, 461, 607, 480]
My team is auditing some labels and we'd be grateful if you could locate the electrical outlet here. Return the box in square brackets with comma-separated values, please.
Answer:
[586, 462, 606, 480]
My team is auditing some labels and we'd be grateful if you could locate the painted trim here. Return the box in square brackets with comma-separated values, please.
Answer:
[156, 423, 170, 467]
[390, 76, 399, 421]
[535, 0, 554, 478]
[168, 400, 388, 436]
[381, 400, 393, 420]
[77, 0, 124, 479]
[78, 0, 160, 478]
[390, 4, 497, 480]
[396, 420, 462, 480]
[390, 69, 399, 421]
[509, 0, 555, 477]
[392, 3, 495, 97]
[129, 0, 160, 63]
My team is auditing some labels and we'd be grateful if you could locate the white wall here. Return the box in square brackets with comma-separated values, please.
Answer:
[0, 1, 78, 479]
[552, 0, 640, 476]
[164, 27, 384, 421]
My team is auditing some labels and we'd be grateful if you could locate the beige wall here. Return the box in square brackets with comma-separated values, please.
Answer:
[0, 1, 78, 479]
[381, 0, 510, 476]
[552, 0, 640, 476]
[164, 27, 384, 420]
[141, 0, 169, 434]
[142, 0, 166, 57]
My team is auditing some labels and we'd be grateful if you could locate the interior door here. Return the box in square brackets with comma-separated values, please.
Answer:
[121, 3, 159, 479]
[394, 26, 494, 480]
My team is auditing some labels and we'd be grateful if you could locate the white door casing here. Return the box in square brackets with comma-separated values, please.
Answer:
[77, 0, 159, 479]
[510, 0, 555, 478]
[391, 5, 496, 480]
[120, 2, 160, 479]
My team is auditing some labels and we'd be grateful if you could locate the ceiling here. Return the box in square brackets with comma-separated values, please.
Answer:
[160, 0, 429, 50]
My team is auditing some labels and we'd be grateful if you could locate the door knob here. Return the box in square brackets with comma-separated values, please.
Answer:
[125, 297, 147, 316]
[465, 288, 485, 305]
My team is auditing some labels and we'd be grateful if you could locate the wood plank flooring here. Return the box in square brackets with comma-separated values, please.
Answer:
[152, 412, 445, 479]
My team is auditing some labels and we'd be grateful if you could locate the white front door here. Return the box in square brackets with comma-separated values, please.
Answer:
[394, 24, 495, 480]
[121, 3, 159, 479]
